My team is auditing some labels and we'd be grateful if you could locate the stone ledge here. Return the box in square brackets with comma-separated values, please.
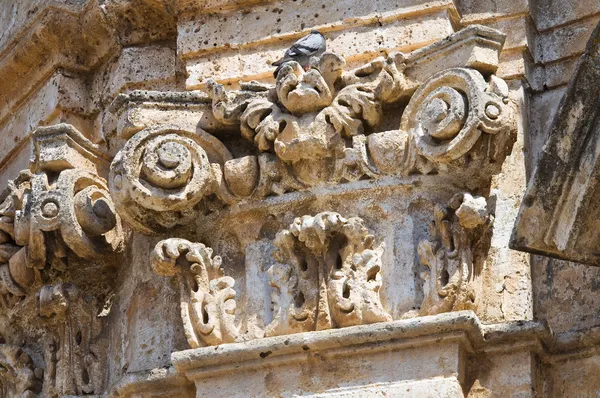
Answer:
[172, 311, 547, 374]
[169, 311, 549, 397]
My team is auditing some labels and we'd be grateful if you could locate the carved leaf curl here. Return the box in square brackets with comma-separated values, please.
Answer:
[152, 239, 239, 348]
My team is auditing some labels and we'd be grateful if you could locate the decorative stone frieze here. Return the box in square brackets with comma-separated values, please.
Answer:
[151, 212, 393, 346]
[108, 26, 516, 236]
[0, 16, 557, 397]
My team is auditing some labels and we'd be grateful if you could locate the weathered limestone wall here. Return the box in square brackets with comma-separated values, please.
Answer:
[0, 0, 598, 397]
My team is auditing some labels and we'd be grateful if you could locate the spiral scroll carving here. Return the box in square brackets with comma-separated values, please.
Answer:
[109, 126, 229, 234]
[400, 68, 511, 163]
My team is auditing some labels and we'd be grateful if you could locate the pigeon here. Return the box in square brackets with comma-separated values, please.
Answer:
[272, 30, 327, 77]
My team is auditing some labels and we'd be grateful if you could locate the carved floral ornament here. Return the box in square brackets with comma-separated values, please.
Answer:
[0, 125, 122, 396]
[150, 211, 394, 347]
[107, 32, 516, 234]
[0, 26, 516, 395]
[150, 198, 492, 348]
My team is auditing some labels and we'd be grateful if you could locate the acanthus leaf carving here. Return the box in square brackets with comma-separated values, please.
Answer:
[418, 193, 494, 316]
[151, 238, 240, 348]
[266, 212, 391, 337]
[107, 26, 515, 235]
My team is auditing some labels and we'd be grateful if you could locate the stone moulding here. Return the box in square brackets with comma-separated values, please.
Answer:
[170, 311, 547, 397]
[108, 25, 516, 235]
[511, 21, 600, 266]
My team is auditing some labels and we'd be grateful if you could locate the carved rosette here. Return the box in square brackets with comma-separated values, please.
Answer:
[152, 238, 240, 347]
[266, 212, 391, 337]
[418, 193, 493, 315]
[109, 126, 231, 234]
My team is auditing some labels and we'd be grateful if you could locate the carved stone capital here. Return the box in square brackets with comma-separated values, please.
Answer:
[105, 26, 516, 235]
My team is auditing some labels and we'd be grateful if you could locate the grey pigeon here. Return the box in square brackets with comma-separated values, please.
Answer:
[272, 30, 326, 77]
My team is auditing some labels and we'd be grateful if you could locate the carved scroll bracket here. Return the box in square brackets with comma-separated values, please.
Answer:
[0, 125, 123, 305]
[105, 26, 515, 235]
[0, 124, 122, 396]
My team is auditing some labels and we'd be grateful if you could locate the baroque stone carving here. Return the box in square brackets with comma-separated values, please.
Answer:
[109, 126, 232, 234]
[266, 212, 391, 337]
[0, 124, 121, 396]
[418, 193, 493, 315]
[108, 26, 515, 235]
[150, 213, 391, 346]
[152, 238, 240, 347]
[38, 283, 107, 396]
[0, 125, 123, 304]
[208, 58, 514, 188]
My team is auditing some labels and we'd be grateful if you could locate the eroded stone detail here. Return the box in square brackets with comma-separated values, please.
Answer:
[108, 27, 516, 235]
[0, 124, 121, 396]
[418, 193, 493, 315]
[38, 283, 107, 396]
[0, 129, 123, 305]
[266, 212, 391, 337]
[109, 126, 232, 234]
[0, 344, 42, 398]
[209, 58, 514, 187]
[152, 238, 240, 348]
